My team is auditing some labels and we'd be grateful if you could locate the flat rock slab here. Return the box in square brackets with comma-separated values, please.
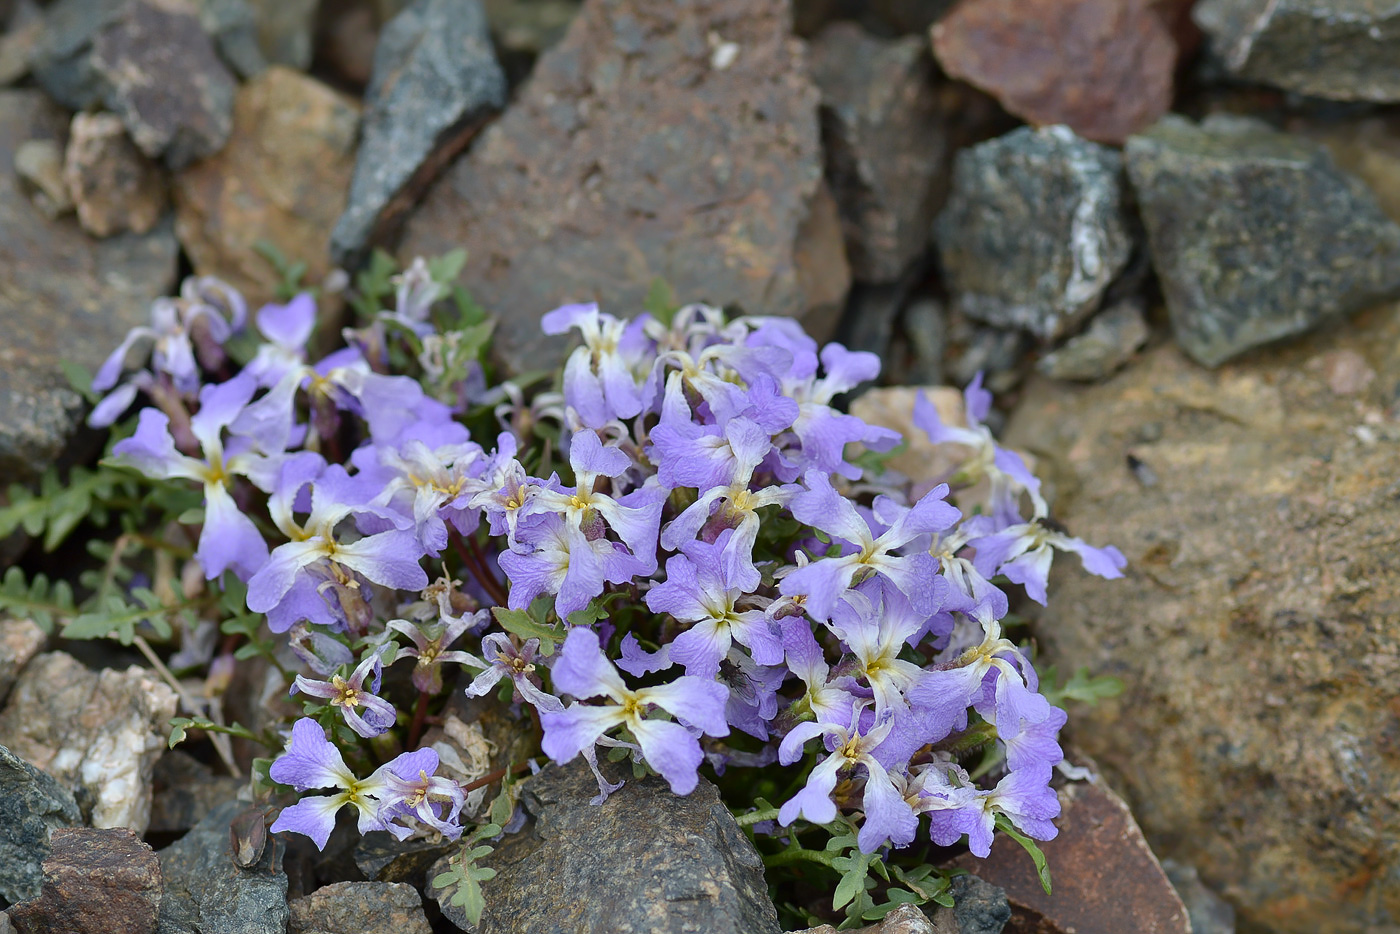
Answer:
[1194, 0, 1400, 102]
[399, 0, 847, 374]
[0, 651, 178, 833]
[330, 0, 506, 263]
[434, 760, 780, 934]
[952, 779, 1189, 934]
[0, 745, 81, 905]
[1126, 114, 1400, 367]
[288, 881, 430, 934]
[1004, 312, 1400, 932]
[7, 827, 161, 934]
[173, 66, 359, 309]
[156, 799, 288, 934]
[932, 0, 1177, 145]
[0, 89, 179, 484]
[936, 125, 1132, 342]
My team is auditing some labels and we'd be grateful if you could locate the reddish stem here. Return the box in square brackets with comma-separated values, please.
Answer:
[461, 761, 532, 794]
[406, 690, 431, 748]
[452, 533, 509, 606]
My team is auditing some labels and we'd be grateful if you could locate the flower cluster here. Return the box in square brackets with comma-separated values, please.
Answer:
[94, 265, 1124, 863]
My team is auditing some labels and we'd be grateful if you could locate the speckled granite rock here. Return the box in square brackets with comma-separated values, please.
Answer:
[156, 799, 289, 934]
[0, 745, 81, 905]
[288, 881, 430, 934]
[7, 828, 161, 934]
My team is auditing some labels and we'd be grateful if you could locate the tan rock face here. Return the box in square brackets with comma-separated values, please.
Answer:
[398, 0, 846, 374]
[1003, 308, 1400, 932]
[64, 111, 168, 237]
[173, 66, 359, 309]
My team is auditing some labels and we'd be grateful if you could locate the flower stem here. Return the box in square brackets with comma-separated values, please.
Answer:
[407, 690, 431, 748]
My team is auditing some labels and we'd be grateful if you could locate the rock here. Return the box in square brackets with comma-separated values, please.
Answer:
[790, 900, 998, 934]
[7, 828, 161, 934]
[246, 0, 318, 67]
[0, 652, 178, 833]
[1002, 316, 1400, 932]
[931, 0, 1177, 145]
[935, 126, 1132, 343]
[894, 296, 947, 386]
[1125, 114, 1400, 367]
[156, 798, 289, 934]
[482, 0, 579, 56]
[28, 0, 125, 110]
[64, 111, 168, 237]
[192, 0, 267, 77]
[13, 139, 72, 219]
[0, 619, 45, 707]
[352, 832, 455, 885]
[148, 751, 243, 836]
[0, 745, 81, 905]
[318, 0, 380, 88]
[288, 881, 430, 934]
[0, 90, 180, 484]
[399, 0, 847, 373]
[849, 385, 968, 486]
[0, 0, 42, 86]
[0, 910, 10, 932]
[808, 22, 945, 282]
[838, 279, 914, 363]
[329, 0, 506, 264]
[89, 0, 237, 169]
[1036, 299, 1150, 382]
[941, 875, 1010, 934]
[1161, 860, 1236, 934]
[1194, 0, 1400, 102]
[952, 778, 1190, 934]
[173, 66, 359, 309]
[433, 759, 780, 934]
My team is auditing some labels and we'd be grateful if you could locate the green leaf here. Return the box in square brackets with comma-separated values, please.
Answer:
[995, 814, 1052, 895]
[427, 248, 468, 284]
[1042, 665, 1124, 707]
[565, 599, 606, 628]
[0, 567, 78, 633]
[491, 606, 563, 655]
[642, 277, 679, 326]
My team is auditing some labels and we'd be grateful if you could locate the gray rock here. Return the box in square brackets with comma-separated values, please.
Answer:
[90, 0, 237, 169]
[433, 760, 780, 934]
[936, 125, 1132, 342]
[944, 875, 1009, 934]
[0, 652, 179, 833]
[838, 278, 914, 364]
[0, 0, 42, 86]
[1194, 0, 1400, 102]
[1161, 860, 1236, 934]
[0, 90, 179, 484]
[246, 0, 318, 68]
[896, 296, 946, 386]
[1125, 114, 1400, 367]
[0, 619, 45, 708]
[482, 0, 579, 55]
[330, 0, 506, 264]
[1036, 298, 1150, 381]
[808, 22, 946, 282]
[0, 746, 81, 905]
[193, 0, 267, 77]
[353, 832, 456, 885]
[156, 799, 289, 934]
[28, 0, 126, 110]
[288, 881, 430, 934]
[7, 827, 162, 934]
[398, 0, 848, 373]
[12, 138, 70, 218]
[148, 752, 244, 836]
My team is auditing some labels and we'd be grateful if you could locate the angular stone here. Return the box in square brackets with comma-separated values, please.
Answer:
[148, 751, 243, 836]
[1194, 0, 1400, 102]
[1003, 316, 1400, 932]
[432, 760, 780, 934]
[191, 0, 267, 78]
[1036, 299, 1150, 382]
[1161, 860, 1236, 934]
[953, 779, 1189, 934]
[399, 0, 847, 373]
[936, 125, 1132, 343]
[330, 0, 506, 263]
[0, 745, 81, 905]
[246, 0, 318, 68]
[13, 139, 71, 219]
[1125, 114, 1400, 367]
[156, 799, 289, 934]
[848, 385, 968, 486]
[482, 0, 580, 56]
[808, 22, 945, 282]
[173, 67, 359, 309]
[288, 881, 430, 934]
[932, 0, 1177, 145]
[0, 0, 42, 87]
[90, 0, 237, 169]
[28, 0, 127, 110]
[0, 90, 179, 484]
[64, 111, 168, 237]
[0, 619, 45, 707]
[7, 828, 161, 934]
[352, 833, 455, 886]
[0, 652, 178, 833]
[942, 875, 1011, 934]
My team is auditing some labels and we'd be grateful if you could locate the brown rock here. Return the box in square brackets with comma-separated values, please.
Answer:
[931, 0, 1177, 145]
[63, 111, 168, 237]
[90, 0, 237, 169]
[1003, 311, 1400, 933]
[13, 138, 71, 218]
[288, 881, 431, 934]
[7, 827, 161, 934]
[808, 22, 947, 282]
[173, 66, 359, 309]
[952, 777, 1190, 934]
[399, 0, 846, 374]
[0, 618, 45, 707]
[0, 89, 179, 484]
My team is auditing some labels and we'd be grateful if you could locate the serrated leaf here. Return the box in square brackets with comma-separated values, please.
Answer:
[491, 606, 563, 655]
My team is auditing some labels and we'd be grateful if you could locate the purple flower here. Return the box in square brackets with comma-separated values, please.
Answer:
[969, 520, 1126, 606]
[387, 610, 489, 694]
[542, 303, 650, 428]
[291, 651, 397, 738]
[780, 472, 959, 621]
[268, 718, 439, 849]
[378, 764, 466, 841]
[461, 632, 562, 712]
[826, 586, 929, 719]
[539, 628, 729, 795]
[645, 531, 783, 679]
[245, 293, 317, 387]
[372, 439, 487, 555]
[498, 512, 648, 618]
[381, 257, 446, 338]
[921, 762, 1061, 857]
